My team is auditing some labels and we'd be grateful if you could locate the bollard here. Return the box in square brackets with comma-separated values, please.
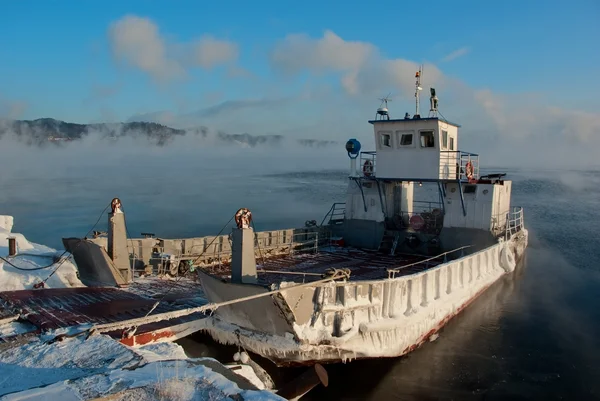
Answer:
[8, 237, 17, 257]
[276, 363, 329, 400]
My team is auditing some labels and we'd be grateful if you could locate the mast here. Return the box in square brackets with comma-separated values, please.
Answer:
[415, 65, 423, 116]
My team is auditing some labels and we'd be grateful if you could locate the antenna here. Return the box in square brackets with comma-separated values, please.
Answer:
[376, 92, 392, 120]
[414, 65, 423, 117]
[429, 87, 439, 117]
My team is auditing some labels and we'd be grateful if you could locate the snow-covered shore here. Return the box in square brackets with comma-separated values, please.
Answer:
[0, 332, 284, 400]
[0, 215, 82, 291]
[0, 216, 285, 400]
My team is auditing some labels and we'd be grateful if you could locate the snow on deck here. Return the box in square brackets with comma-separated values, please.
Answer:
[0, 215, 83, 291]
[0, 332, 283, 400]
[0, 216, 283, 400]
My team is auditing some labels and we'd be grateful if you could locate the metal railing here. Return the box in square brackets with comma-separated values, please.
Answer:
[320, 202, 346, 226]
[439, 151, 480, 181]
[124, 226, 335, 276]
[387, 245, 473, 279]
[256, 227, 332, 256]
[505, 206, 525, 240]
[413, 200, 443, 214]
[360, 151, 376, 176]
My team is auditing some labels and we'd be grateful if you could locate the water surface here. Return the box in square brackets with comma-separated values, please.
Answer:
[1, 143, 598, 400]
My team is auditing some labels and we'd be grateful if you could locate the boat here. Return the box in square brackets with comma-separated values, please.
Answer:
[193, 69, 529, 366]
[42, 68, 526, 367]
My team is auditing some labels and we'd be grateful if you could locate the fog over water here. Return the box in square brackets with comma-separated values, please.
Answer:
[0, 133, 348, 247]
[1, 134, 599, 400]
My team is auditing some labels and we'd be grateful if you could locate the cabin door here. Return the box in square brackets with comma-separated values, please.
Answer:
[393, 184, 403, 216]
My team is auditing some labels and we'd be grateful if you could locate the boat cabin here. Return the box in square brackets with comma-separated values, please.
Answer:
[368, 117, 465, 181]
[335, 76, 514, 255]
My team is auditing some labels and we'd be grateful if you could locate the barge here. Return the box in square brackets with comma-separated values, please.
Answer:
[9, 69, 527, 367]
[193, 72, 528, 366]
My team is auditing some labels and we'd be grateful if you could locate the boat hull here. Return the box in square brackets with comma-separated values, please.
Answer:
[198, 230, 528, 366]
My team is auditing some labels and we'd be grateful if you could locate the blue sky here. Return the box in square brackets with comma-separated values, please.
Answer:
[0, 0, 599, 151]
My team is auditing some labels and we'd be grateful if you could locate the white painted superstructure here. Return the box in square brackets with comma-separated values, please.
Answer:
[370, 118, 462, 180]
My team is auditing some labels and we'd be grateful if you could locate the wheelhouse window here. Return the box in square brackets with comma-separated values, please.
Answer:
[400, 133, 413, 146]
[420, 130, 435, 148]
[379, 132, 392, 148]
[441, 130, 448, 149]
[396, 130, 415, 148]
[449, 137, 455, 150]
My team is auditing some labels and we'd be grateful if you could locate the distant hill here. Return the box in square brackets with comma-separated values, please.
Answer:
[0, 118, 339, 148]
[0, 118, 186, 146]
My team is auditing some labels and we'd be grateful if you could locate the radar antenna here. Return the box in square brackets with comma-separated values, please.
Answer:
[414, 65, 423, 118]
[376, 93, 392, 120]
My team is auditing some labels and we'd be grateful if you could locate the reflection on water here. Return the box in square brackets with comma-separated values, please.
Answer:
[1, 146, 599, 400]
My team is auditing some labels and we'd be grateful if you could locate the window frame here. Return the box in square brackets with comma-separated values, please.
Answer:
[441, 130, 448, 150]
[378, 131, 393, 149]
[419, 129, 436, 149]
[396, 130, 416, 148]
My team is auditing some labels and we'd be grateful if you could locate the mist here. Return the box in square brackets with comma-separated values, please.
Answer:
[2, 118, 599, 249]
[0, 128, 350, 248]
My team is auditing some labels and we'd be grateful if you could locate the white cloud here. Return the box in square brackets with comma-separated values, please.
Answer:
[112, 28, 599, 167]
[191, 35, 238, 69]
[108, 15, 239, 81]
[265, 30, 600, 167]
[0, 98, 27, 119]
[270, 30, 375, 74]
[474, 89, 600, 144]
[270, 30, 443, 98]
[442, 47, 470, 62]
[108, 15, 184, 81]
[272, 30, 600, 135]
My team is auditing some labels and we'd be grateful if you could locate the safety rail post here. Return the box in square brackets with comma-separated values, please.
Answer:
[504, 206, 524, 240]
[320, 203, 335, 226]
[131, 253, 136, 282]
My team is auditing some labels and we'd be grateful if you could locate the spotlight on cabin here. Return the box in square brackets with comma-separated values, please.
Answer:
[345, 138, 361, 159]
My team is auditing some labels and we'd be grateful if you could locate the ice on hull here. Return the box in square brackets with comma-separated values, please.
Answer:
[198, 269, 296, 336]
[198, 231, 528, 366]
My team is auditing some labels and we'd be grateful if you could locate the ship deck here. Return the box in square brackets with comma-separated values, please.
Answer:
[0, 277, 208, 349]
[206, 247, 448, 285]
[0, 248, 452, 347]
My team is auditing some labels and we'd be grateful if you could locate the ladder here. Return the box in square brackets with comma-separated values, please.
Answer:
[390, 232, 400, 256]
[378, 231, 400, 255]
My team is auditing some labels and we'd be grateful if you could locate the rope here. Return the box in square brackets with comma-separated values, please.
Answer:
[85, 269, 350, 337]
[251, 220, 267, 268]
[34, 203, 112, 287]
[0, 254, 66, 272]
[120, 206, 139, 271]
[323, 267, 351, 280]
